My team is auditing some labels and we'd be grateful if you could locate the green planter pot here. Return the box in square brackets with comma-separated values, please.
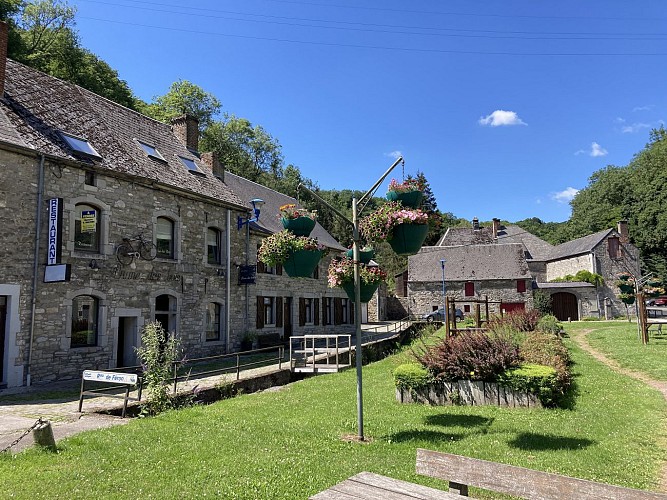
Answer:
[345, 248, 375, 264]
[621, 296, 636, 305]
[282, 216, 316, 236]
[341, 282, 380, 303]
[282, 249, 321, 278]
[386, 190, 423, 208]
[388, 223, 429, 256]
[618, 283, 634, 293]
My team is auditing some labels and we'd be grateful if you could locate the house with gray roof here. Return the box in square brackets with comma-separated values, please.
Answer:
[424, 214, 640, 321]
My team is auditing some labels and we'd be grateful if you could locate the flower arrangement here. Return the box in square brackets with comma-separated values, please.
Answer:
[278, 203, 317, 220]
[327, 258, 387, 288]
[387, 177, 424, 194]
[258, 230, 326, 267]
[359, 201, 429, 243]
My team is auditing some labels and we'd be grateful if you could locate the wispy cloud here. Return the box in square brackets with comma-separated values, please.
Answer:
[632, 105, 654, 112]
[478, 110, 527, 127]
[590, 142, 608, 157]
[622, 122, 652, 134]
[552, 187, 579, 203]
[385, 150, 403, 159]
[575, 142, 608, 157]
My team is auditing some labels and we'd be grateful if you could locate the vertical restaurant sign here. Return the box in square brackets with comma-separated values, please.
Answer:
[80, 209, 96, 233]
[47, 198, 63, 265]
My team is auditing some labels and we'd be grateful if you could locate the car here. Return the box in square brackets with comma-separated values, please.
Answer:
[423, 308, 464, 323]
[651, 297, 667, 307]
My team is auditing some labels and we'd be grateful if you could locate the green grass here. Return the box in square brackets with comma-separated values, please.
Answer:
[1, 326, 665, 499]
[572, 320, 667, 380]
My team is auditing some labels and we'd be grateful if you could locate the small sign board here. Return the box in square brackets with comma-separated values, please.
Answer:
[80, 210, 97, 232]
[83, 370, 137, 385]
[239, 264, 256, 285]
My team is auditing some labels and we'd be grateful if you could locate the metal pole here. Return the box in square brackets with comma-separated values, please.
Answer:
[352, 197, 364, 441]
[440, 259, 446, 325]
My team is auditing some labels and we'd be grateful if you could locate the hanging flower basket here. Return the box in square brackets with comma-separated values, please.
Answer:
[281, 216, 316, 237]
[617, 283, 635, 294]
[617, 272, 632, 282]
[282, 249, 322, 278]
[341, 282, 379, 303]
[345, 247, 375, 264]
[388, 222, 429, 256]
[386, 189, 423, 209]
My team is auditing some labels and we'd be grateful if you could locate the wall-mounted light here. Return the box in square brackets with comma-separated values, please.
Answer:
[237, 198, 265, 230]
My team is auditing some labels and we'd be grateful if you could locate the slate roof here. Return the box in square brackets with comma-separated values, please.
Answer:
[409, 244, 532, 282]
[436, 227, 494, 246]
[0, 59, 245, 209]
[224, 172, 346, 251]
[535, 281, 594, 289]
[547, 228, 614, 261]
[496, 224, 555, 261]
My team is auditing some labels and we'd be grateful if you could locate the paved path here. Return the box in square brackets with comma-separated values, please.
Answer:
[0, 321, 409, 454]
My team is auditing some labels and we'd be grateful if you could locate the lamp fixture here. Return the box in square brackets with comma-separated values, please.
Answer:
[237, 198, 265, 230]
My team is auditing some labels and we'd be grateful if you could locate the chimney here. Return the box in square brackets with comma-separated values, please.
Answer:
[617, 220, 629, 243]
[200, 151, 224, 181]
[171, 114, 199, 152]
[492, 218, 500, 239]
[0, 21, 8, 98]
[472, 217, 480, 231]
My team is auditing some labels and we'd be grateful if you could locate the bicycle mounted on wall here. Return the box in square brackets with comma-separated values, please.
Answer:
[115, 234, 157, 265]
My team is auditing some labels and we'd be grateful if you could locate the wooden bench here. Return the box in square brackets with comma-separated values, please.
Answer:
[415, 448, 667, 499]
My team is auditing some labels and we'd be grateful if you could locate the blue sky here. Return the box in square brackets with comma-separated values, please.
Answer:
[70, 0, 667, 223]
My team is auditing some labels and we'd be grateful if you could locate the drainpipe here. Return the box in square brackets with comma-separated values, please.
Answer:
[27, 154, 46, 386]
[226, 209, 231, 352]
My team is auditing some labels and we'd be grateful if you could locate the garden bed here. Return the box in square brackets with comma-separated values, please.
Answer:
[396, 379, 542, 408]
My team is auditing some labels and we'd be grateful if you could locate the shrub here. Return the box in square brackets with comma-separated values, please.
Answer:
[393, 363, 431, 391]
[536, 314, 562, 335]
[519, 331, 572, 395]
[498, 363, 561, 407]
[533, 290, 553, 316]
[487, 309, 541, 334]
[417, 331, 520, 382]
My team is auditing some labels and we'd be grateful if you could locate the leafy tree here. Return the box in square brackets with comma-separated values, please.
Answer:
[514, 217, 570, 245]
[144, 80, 221, 131]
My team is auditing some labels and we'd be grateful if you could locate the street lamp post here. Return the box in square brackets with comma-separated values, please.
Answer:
[440, 259, 447, 326]
[298, 156, 404, 441]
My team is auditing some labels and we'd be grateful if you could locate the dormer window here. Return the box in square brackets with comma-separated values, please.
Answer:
[137, 140, 165, 161]
[60, 132, 101, 159]
[179, 156, 202, 173]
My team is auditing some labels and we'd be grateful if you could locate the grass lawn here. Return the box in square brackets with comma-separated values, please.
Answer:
[571, 320, 667, 380]
[1, 325, 665, 499]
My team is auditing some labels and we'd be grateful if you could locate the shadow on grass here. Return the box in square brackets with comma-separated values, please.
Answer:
[508, 432, 595, 451]
[388, 429, 465, 444]
[425, 414, 493, 429]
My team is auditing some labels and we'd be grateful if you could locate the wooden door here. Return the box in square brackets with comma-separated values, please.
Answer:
[0, 297, 6, 384]
[283, 297, 292, 338]
[551, 292, 578, 321]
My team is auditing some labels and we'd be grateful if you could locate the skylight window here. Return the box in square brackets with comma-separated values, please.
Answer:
[60, 132, 101, 159]
[137, 140, 165, 161]
[179, 156, 202, 173]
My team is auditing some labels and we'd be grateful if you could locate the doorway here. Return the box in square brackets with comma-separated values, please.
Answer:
[283, 297, 292, 339]
[0, 296, 6, 385]
[116, 316, 138, 368]
[551, 292, 579, 321]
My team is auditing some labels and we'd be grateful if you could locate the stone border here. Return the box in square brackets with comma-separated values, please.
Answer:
[396, 380, 542, 408]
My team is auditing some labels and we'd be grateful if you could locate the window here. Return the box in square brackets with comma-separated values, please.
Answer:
[71, 295, 98, 347]
[206, 303, 221, 341]
[608, 236, 621, 259]
[179, 156, 202, 173]
[264, 297, 275, 326]
[464, 305, 471, 313]
[156, 217, 174, 258]
[84, 171, 96, 186]
[60, 131, 101, 159]
[342, 298, 350, 324]
[74, 203, 100, 252]
[517, 280, 526, 293]
[324, 298, 333, 325]
[207, 228, 222, 265]
[305, 298, 313, 324]
[137, 140, 165, 161]
[464, 282, 475, 297]
[155, 294, 177, 334]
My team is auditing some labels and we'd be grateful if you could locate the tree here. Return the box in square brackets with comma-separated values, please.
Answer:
[144, 80, 221, 131]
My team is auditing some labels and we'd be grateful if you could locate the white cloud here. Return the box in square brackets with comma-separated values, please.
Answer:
[633, 105, 653, 112]
[478, 110, 527, 127]
[574, 149, 586, 156]
[385, 150, 403, 159]
[590, 142, 608, 157]
[621, 122, 652, 133]
[614, 117, 626, 124]
[552, 187, 579, 203]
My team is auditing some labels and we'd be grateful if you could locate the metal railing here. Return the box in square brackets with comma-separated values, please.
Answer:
[290, 334, 352, 372]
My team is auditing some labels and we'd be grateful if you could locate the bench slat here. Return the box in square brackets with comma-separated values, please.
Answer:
[416, 449, 667, 500]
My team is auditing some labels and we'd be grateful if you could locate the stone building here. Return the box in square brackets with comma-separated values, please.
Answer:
[0, 31, 351, 388]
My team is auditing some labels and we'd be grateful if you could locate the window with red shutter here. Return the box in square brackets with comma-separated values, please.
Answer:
[464, 282, 475, 297]
[517, 280, 526, 293]
[608, 236, 620, 259]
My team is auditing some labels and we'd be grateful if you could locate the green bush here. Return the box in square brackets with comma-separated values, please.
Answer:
[536, 314, 562, 335]
[533, 289, 553, 316]
[498, 363, 561, 406]
[518, 331, 572, 400]
[393, 363, 431, 390]
[487, 309, 541, 334]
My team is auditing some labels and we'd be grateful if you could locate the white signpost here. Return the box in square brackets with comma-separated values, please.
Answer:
[83, 370, 138, 385]
[79, 370, 141, 417]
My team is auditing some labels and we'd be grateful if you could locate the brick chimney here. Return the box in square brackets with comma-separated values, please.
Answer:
[617, 220, 629, 243]
[171, 114, 199, 152]
[492, 218, 500, 239]
[0, 21, 8, 98]
[200, 151, 224, 181]
[472, 217, 480, 231]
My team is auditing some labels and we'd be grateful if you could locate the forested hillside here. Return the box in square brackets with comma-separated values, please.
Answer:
[3, 1, 665, 282]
